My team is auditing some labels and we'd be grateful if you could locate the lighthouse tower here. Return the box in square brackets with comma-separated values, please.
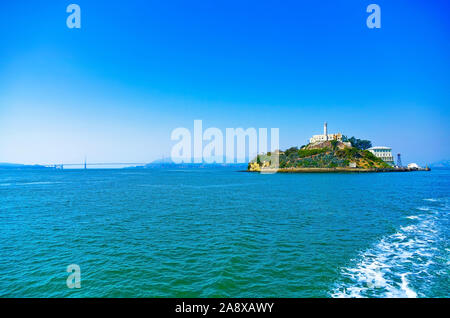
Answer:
[324, 122, 328, 141]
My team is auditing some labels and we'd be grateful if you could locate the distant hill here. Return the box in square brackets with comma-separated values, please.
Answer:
[144, 162, 247, 169]
[430, 160, 450, 168]
[150, 157, 176, 164]
[0, 163, 50, 170]
[121, 158, 247, 169]
[147, 157, 249, 168]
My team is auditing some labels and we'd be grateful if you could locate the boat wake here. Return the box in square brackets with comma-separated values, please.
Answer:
[331, 198, 449, 298]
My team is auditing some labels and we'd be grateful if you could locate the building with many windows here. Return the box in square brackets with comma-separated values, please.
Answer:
[367, 146, 395, 166]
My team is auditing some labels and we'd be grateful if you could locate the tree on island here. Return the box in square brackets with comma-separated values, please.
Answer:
[330, 140, 339, 151]
[342, 136, 372, 150]
[284, 147, 299, 157]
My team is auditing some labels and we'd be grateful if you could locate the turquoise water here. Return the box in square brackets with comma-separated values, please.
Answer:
[0, 168, 448, 298]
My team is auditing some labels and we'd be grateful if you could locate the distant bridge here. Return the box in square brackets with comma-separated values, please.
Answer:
[44, 162, 148, 169]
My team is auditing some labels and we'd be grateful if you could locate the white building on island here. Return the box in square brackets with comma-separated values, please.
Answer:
[407, 163, 421, 170]
[367, 146, 395, 166]
[309, 122, 343, 144]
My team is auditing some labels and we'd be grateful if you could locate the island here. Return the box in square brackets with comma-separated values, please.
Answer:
[248, 122, 430, 173]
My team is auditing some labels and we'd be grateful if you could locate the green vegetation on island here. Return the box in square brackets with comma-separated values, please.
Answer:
[341, 135, 372, 150]
[248, 138, 391, 172]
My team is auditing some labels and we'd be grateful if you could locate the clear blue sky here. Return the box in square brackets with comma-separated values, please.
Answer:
[0, 0, 449, 165]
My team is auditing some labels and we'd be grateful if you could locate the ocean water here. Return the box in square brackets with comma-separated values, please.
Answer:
[0, 168, 448, 298]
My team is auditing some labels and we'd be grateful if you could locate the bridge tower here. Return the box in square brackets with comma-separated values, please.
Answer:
[397, 153, 403, 168]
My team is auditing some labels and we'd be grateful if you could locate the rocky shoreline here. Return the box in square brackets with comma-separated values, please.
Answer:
[246, 167, 431, 173]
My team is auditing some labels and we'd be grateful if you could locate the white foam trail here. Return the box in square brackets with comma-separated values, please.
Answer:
[400, 273, 417, 298]
[331, 201, 448, 298]
[400, 225, 416, 232]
